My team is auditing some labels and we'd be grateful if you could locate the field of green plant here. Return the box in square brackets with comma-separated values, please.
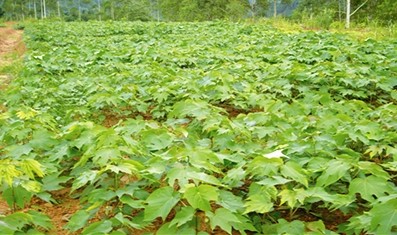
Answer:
[1, 21, 397, 234]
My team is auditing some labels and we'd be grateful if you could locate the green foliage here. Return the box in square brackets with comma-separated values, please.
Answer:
[144, 186, 180, 221]
[0, 210, 53, 234]
[160, 0, 250, 21]
[184, 184, 219, 211]
[294, 0, 397, 27]
[1, 20, 397, 234]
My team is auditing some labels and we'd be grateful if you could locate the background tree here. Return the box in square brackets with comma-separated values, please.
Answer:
[248, 0, 270, 17]
[271, 0, 293, 17]
[293, 0, 396, 27]
[115, 0, 152, 21]
[0, 0, 396, 24]
[160, 0, 251, 21]
[376, 0, 397, 23]
[226, 0, 249, 21]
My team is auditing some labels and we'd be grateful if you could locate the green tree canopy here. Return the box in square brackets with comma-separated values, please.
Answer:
[160, 0, 251, 21]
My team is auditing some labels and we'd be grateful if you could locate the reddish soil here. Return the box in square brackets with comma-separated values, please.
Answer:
[0, 22, 24, 63]
[36, 189, 81, 235]
[0, 196, 11, 215]
[0, 22, 24, 90]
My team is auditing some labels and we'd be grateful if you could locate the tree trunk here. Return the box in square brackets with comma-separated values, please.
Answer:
[21, 3, 25, 20]
[57, 0, 61, 17]
[110, 1, 114, 20]
[156, 0, 160, 22]
[40, 0, 44, 19]
[78, 0, 81, 21]
[12, 0, 16, 20]
[43, 0, 47, 18]
[346, 0, 350, 28]
[273, 0, 277, 18]
[34, 0, 37, 19]
[98, 0, 101, 21]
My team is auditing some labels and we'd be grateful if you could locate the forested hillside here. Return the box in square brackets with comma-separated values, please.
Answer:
[0, 0, 396, 25]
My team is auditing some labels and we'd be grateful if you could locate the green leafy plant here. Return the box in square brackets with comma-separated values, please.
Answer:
[1, 20, 397, 234]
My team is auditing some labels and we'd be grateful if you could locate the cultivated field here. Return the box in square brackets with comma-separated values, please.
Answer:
[1, 21, 397, 234]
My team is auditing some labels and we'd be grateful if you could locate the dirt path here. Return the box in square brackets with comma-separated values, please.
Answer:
[0, 21, 24, 222]
[0, 24, 82, 234]
[0, 22, 24, 89]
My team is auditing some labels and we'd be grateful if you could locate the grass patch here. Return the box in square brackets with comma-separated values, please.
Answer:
[262, 17, 397, 40]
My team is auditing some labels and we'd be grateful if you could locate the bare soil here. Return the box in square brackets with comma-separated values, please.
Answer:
[33, 189, 81, 235]
[0, 22, 24, 90]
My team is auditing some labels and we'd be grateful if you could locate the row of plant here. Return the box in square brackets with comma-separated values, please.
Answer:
[0, 21, 397, 234]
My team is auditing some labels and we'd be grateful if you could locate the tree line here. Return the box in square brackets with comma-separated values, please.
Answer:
[0, 0, 396, 26]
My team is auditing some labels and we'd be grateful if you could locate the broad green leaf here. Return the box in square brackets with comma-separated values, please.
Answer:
[170, 100, 212, 120]
[42, 173, 70, 191]
[167, 166, 189, 190]
[169, 206, 195, 228]
[222, 166, 246, 187]
[188, 171, 222, 186]
[114, 213, 141, 229]
[29, 130, 57, 150]
[279, 189, 298, 208]
[316, 159, 351, 187]
[64, 210, 91, 232]
[188, 148, 223, 171]
[81, 220, 113, 235]
[347, 213, 372, 234]
[87, 188, 116, 203]
[25, 228, 46, 235]
[277, 219, 305, 235]
[27, 210, 53, 230]
[6, 144, 33, 158]
[218, 190, 245, 213]
[1, 212, 32, 230]
[246, 157, 283, 177]
[369, 198, 397, 234]
[70, 129, 96, 149]
[280, 161, 308, 187]
[244, 193, 274, 214]
[3, 185, 33, 209]
[184, 184, 219, 211]
[257, 176, 292, 186]
[207, 208, 240, 234]
[157, 222, 197, 235]
[357, 161, 390, 180]
[305, 220, 331, 234]
[36, 192, 56, 203]
[109, 231, 127, 235]
[0, 220, 15, 234]
[231, 214, 258, 233]
[349, 176, 394, 202]
[93, 148, 121, 166]
[156, 222, 177, 235]
[120, 195, 144, 209]
[71, 170, 98, 192]
[304, 187, 335, 202]
[144, 186, 180, 221]
[141, 129, 174, 151]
